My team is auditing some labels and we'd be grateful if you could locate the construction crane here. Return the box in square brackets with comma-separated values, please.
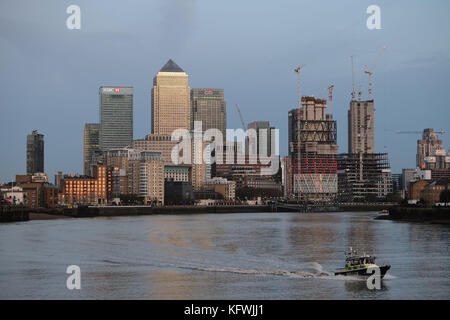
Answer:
[325, 84, 334, 115]
[396, 130, 446, 135]
[351, 56, 356, 101]
[364, 45, 387, 100]
[294, 64, 306, 181]
[235, 104, 246, 129]
[294, 64, 306, 109]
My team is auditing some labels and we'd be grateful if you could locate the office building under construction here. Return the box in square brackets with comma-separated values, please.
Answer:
[287, 96, 338, 201]
[337, 153, 392, 202]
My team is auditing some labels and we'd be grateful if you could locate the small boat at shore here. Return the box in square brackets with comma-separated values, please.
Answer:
[379, 209, 389, 214]
[335, 248, 390, 278]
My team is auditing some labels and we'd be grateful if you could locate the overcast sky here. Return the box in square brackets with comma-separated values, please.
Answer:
[1, 0, 449, 182]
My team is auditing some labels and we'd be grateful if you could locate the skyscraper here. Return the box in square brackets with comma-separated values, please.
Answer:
[83, 123, 100, 175]
[247, 121, 275, 157]
[287, 96, 338, 201]
[99, 86, 133, 151]
[417, 128, 443, 169]
[26, 130, 44, 175]
[151, 59, 190, 135]
[348, 100, 375, 154]
[191, 88, 226, 138]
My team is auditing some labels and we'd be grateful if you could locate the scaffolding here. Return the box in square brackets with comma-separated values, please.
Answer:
[337, 153, 393, 202]
[288, 96, 338, 201]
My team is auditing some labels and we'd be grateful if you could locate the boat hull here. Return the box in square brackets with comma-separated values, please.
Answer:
[335, 265, 390, 278]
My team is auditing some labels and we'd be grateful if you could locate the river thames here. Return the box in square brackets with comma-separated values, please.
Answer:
[0, 211, 449, 299]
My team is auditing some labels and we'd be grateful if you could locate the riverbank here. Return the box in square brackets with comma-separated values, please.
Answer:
[2, 203, 397, 222]
[379, 206, 450, 225]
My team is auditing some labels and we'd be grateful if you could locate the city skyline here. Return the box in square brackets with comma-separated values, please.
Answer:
[1, 1, 450, 182]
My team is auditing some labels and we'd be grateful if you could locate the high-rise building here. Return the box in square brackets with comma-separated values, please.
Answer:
[348, 100, 374, 154]
[191, 88, 226, 139]
[99, 86, 133, 151]
[83, 123, 100, 175]
[151, 59, 190, 135]
[287, 96, 338, 201]
[247, 121, 275, 157]
[26, 130, 44, 175]
[416, 128, 443, 169]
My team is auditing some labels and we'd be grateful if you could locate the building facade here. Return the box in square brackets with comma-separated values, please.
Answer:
[287, 96, 338, 201]
[417, 128, 443, 169]
[26, 130, 44, 175]
[99, 86, 133, 151]
[83, 123, 100, 175]
[337, 153, 393, 202]
[191, 88, 226, 139]
[133, 134, 179, 164]
[348, 100, 375, 154]
[151, 60, 190, 135]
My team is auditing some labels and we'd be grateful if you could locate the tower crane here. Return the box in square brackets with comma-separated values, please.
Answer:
[364, 45, 387, 100]
[351, 56, 356, 101]
[294, 64, 306, 181]
[396, 130, 446, 135]
[294, 64, 306, 109]
[235, 104, 246, 129]
[325, 84, 334, 115]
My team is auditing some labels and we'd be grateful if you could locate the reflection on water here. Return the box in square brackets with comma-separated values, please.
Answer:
[0, 211, 449, 299]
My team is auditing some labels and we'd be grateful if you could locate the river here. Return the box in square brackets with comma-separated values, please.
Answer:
[0, 211, 449, 299]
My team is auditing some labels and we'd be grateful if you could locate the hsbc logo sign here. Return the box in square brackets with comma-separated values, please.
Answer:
[102, 88, 121, 93]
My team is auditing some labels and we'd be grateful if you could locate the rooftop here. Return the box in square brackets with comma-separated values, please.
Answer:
[160, 59, 184, 73]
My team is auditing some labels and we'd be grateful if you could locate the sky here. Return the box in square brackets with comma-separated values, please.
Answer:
[1, 0, 450, 182]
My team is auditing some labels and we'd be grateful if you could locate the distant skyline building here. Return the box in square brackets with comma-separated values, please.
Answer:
[348, 100, 375, 154]
[83, 123, 100, 176]
[99, 86, 133, 151]
[151, 59, 190, 135]
[26, 130, 44, 175]
[247, 121, 275, 157]
[191, 88, 226, 138]
[416, 128, 443, 169]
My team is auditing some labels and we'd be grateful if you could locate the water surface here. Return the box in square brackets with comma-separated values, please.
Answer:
[0, 211, 449, 299]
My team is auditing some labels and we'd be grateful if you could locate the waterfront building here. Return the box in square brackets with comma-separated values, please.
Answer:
[287, 96, 338, 201]
[99, 86, 133, 151]
[191, 88, 226, 139]
[100, 148, 165, 205]
[151, 60, 190, 135]
[420, 180, 450, 206]
[337, 153, 393, 202]
[60, 165, 113, 205]
[203, 177, 236, 201]
[83, 123, 100, 175]
[164, 165, 191, 182]
[26, 130, 44, 175]
[164, 180, 194, 205]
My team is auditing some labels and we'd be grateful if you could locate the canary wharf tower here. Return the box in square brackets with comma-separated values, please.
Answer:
[99, 86, 133, 151]
[151, 60, 190, 135]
